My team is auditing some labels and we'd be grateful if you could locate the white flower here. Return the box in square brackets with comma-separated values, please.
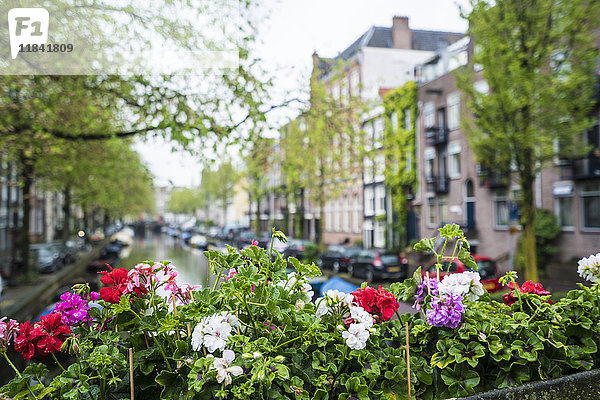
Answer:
[349, 305, 373, 329]
[438, 271, 485, 301]
[315, 297, 330, 318]
[342, 323, 370, 350]
[191, 313, 237, 353]
[323, 289, 354, 305]
[279, 272, 314, 300]
[295, 300, 305, 309]
[203, 320, 232, 353]
[212, 349, 243, 386]
[578, 253, 600, 283]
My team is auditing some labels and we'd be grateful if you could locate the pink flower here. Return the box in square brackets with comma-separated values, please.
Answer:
[224, 269, 238, 281]
[0, 317, 19, 349]
[251, 240, 259, 247]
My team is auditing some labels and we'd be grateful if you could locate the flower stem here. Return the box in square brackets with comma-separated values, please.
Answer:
[153, 335, 173, 372]
[3, 352, 37, 399]
[51, 352, 66, 372]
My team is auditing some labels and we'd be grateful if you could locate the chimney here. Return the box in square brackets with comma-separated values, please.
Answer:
[392, 16, 411, 49]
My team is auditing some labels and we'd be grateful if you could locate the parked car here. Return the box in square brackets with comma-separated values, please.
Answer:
[423, 255, 503, 293]
[283, 239, 313, 261]
[50, 240, 79, 265]
[348, 250, 408, 282]
[317, 245, 363, 273]
[30, 243, 62, 273]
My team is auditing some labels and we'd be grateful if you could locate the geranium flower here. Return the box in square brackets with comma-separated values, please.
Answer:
[438, 271, 485, 302]
[192, 313, 238, 353]
[14, 321, 43, 360]
[352, 286, 399, 322]
[577, 253, 600, 283]
[98, 267, 130, 303]
[35, 313, 71, 356]
[212, 349, 243, 385]
[341, 323, 370, 350]
[278, 272, 314, 300]
[502, 281, 552, 306]
[0, 317, 19, 349]
[414, 276, 439, 310]
[54, 292, 93, 326]
[426, 293, 464, 329]
[315, 289, 354, 317]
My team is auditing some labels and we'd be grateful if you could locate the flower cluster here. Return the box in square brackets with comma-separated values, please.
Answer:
[191, 312, 240, 353]
[438, 271, 484, 302]
[414, 276, 439, 310]
[14, 313, 71, 360]
[54, 291, 99, 326]
[0, 317, 18, 349]
[577, 253, 600, 283]
[99, 267, 131, 303]
[278, 272, 314, 301]
[315, 289, 354, 318]
[426, 293, 465, 329]
[352, 286, 399, 322]
[212, 349, 243, 385]
[502, 281, 552, 306]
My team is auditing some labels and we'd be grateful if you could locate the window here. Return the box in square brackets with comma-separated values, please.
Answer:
[474, 80, 489, 94]
[373, 118, 384, 148]
[424, 102, 435, 128]
[404, 108, 411, 131]
[353, 194, 361, 233]
[405, 150, 412, 172]
[343, 196, 350, 232]
[350, 70, 360, 98]
[427, 197, 436, 227]
[555, 196, 574, 229]
[447, 92, 460, 131]
[494, 192, 509, 228]
[374, 153, 385, 182]
[438, 196, 448, 225]
[390, 111, 398, 131]
[364, 187, 374, 216]
[334, 199, 341, 232]
[425, 148, 435, 183]
[330, 83, 339, 102]
[375, 185, 386, 215]
[448, 141, 461, 179]
[581, 183, 600, 229]
[448, 51, 468, 71]
[374, 220, 385, 248]
[341, 79, 349, 106]
[363, 157, 374, 184]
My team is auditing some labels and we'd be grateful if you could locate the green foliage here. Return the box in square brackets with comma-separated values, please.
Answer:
[302, 242, 319, 264]
[456, 0, 600, 281]
[382, 82, 418, 249]
[167, 188, 202, 215]
[4, 227, 600, 399]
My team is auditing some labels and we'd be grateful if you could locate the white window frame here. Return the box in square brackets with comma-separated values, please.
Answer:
[374, 219, 385, 249]
[373, 118, 384, 148]
[447, 92, 460, 131]
[427, 197, 436, 228]
[374, 153, 385, 182]
[364, 187, 374, 217]
[581, 183, 600, 231]
[390, 111, 398, 131]
[375, 185, 386, 216]
[404, 108, 411, 131]
[353, 194, 361, 233]
[554, 195, 574, 230]
[448, 141, 461, 179]
[494, 192, 509, 229]
[424, 102, 435, 128]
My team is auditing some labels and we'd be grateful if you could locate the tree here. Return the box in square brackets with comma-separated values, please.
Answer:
[199, 160, 240, 226]
[167, 188, 202, 216]
[281, 69, 363, 250]
[457, 0, 600, 281]
[243, 136, 276, 235]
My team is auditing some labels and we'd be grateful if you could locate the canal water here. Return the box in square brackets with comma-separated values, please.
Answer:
[119, 233, 212, 288]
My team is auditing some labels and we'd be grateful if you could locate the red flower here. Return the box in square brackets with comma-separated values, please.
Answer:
[14, 321, 44, 360]
[99, 267, 129, 303]
[375, 287, 399, 321]
[352, 286, 377, 313]
[36, 313, 71, 356]
[352, 286, 399, 322]
[503, 281, 552, 306]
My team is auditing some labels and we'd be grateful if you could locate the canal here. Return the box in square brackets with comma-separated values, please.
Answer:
[118, 233, 212, 288]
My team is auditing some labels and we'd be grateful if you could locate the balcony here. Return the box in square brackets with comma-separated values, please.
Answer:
[559, 155, 600, 180]
[479, 168, 509, 188]
[425, 126, 448, 146]
[426, 175, 450, 193]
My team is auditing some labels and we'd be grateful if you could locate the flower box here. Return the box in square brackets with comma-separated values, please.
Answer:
[1, 226, 599, 399]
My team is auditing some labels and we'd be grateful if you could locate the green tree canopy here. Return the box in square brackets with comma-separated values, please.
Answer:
[457, 0, 600, 281]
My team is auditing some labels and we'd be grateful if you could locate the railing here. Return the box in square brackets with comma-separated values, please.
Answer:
[425, 126, 449, 146]
[479, 168, 509, 188]
[559, 155, 600, 180]
[426, 175, 450, 193]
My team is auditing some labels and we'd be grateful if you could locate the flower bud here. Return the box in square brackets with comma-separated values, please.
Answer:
[273, 355, 285, 363]
[242, 353, 253, 360]
[336, 325, 344, 331]
[253, 352, 262, 359]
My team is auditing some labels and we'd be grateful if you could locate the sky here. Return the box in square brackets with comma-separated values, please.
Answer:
[135, 0, 470, 187]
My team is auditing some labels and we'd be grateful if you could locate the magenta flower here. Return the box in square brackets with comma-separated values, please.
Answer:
[54, 292, 94, 326]
[426, 293, 465, 329]
[0, 317, 19, 349]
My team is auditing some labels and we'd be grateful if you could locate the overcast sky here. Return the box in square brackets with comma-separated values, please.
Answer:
[135, 0, 470, 187]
